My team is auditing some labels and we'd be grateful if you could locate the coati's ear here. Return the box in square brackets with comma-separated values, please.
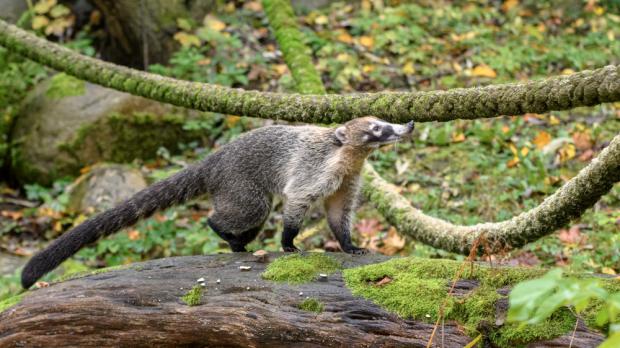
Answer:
[334, 126, 347, 143]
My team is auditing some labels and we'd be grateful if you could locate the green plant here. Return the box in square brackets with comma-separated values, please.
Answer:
[508, 269, 620, 347]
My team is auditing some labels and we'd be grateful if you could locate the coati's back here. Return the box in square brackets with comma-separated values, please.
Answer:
[206, 125, 334, 194]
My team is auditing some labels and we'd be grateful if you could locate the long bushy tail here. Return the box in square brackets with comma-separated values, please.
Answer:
[21, 161, 212, 289]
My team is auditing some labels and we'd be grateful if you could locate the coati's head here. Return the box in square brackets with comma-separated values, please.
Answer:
[334, 116, 414, 148]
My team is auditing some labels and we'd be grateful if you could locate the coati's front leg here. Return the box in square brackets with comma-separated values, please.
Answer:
[281, 199, 311, 252]
[324, 181, 368, 255]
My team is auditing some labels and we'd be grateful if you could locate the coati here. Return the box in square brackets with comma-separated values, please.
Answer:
[21, 116, 414, 288]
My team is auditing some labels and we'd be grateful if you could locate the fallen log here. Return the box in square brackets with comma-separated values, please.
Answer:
[0, 253, 605, 347]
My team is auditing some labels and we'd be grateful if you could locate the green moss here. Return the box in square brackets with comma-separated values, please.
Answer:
[342, 257, 577, 346]
[492, 309, 575, 347]
[46, 73, 85, 99]
[262, 253, 341, 284]
[0, 293, 25, 313]
[181, 285, 203, 306]
[299, 298, 324, 313]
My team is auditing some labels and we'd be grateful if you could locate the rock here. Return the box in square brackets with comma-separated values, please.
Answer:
[0, 0, 28, 24]
[66, 164, 147, 213]
[10, 74, 208, 185]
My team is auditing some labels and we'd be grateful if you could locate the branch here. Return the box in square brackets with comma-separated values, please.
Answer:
[262, 0, 325, 94]
[1, 19, 619, 123]
[362, 132, 620, 254]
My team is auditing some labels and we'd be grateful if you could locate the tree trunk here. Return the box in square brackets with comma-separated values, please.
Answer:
[90, 0, 215, 68]
[0, 253, 604, 347]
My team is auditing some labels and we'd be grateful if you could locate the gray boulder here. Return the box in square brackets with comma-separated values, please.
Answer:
[10, 73, 207, 185]
[66, 163, 147, 213]
[0, 0, 28, 24]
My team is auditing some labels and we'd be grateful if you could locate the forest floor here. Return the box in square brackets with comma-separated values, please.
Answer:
[1, 0, 619, 300]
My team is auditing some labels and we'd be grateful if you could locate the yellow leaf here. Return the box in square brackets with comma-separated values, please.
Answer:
[594, 6, 605, 15]
[520, 147, 529, 157]
[501, 0, 519, 12]
[362, 65, 375, 73]
[243, 1, 263, 12]
[533, 131, 551, 149]
[32, 15, 50, 30]
[472, 64, 497, 78]
[402, 61, 415, 75]
[549, 115, 560, 125]
[559, 143, 576, 163]
[452, 132, 466, 143]
[173, 32, 201, 47]
[336, 53, 350, 62]
[337, 30, 353, 44]
[225, 115, 241, 128]
[509, 143, 518, 155]
[274, 64, 288, 75]
[602, 267, 617, 275]
[315, 15, 329, 25]
[507, 157, 520, 168]
[204, 16, 226, 31]
[561, 68, 575, 75]
[359, 35, 374, 48]
[34, 0, 57, 14]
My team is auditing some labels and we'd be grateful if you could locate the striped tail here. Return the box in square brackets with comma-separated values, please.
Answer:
[21, 161, 211, 289]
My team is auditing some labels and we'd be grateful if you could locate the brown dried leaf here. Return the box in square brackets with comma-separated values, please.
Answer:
[375, 276, 392, 286]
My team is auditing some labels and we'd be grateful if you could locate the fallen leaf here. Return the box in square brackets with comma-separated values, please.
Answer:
[452, 132, 466, 143]
[471, 64, 497, 78]
[402, 61, 415, 75]
[203, 15, 226, 32]
[557, 225, 585, 245]
[362, 64, 375, 73]
[359, 35, 374, 48]
[501, 0, 519, 12]
[572, 131, 593, 150]
[273, 64, 289, 75]
[34, 0, 56, 14]
[243, 1, 262, 12]
[128, 229, 141, 241]
[558, 143, 576, 163]
[355, 218, 382, 237]
[32, 15, 50, 30]
[578, 149, 594, 162]
[337, 30, 353, 44]
[507, 157, 520, 168]
[378, 227, 406, 255]
[225, 115, 241, 128]
[173, 32, 201, 47]
[533, 131, 552, 150]
[548, 115, 561, 125]
[314, 15, 328, 25]
[374, 276, 393, 286]
[602, 267, 616, 275]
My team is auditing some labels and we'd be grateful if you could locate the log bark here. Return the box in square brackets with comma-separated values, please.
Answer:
[0, 253, 605, 347]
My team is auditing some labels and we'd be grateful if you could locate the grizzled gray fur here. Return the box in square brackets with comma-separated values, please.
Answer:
[21, 117, 414, 288]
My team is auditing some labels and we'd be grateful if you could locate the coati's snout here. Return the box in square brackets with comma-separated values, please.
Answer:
[335, 116, 414, 147]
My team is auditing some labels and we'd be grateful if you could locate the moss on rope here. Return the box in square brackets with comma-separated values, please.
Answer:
[362, 131, 620, 255]
[1, 19, 619, 123]
[261, 0, 325, 94]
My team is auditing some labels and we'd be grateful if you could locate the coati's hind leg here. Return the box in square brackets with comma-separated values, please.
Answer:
[208, 187, 271, 252]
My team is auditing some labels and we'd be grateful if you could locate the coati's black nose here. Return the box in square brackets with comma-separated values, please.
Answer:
[406, 121, 414, 131]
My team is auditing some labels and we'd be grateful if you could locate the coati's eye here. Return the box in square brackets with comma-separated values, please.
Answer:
[372, 125, 380, 132]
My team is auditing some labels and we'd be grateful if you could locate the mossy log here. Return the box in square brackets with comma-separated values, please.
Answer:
[0, 253, 605, 347]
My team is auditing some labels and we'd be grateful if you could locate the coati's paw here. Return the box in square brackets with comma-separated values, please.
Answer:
[343, 246, 369, 255]
[282, 245, 301, 252]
